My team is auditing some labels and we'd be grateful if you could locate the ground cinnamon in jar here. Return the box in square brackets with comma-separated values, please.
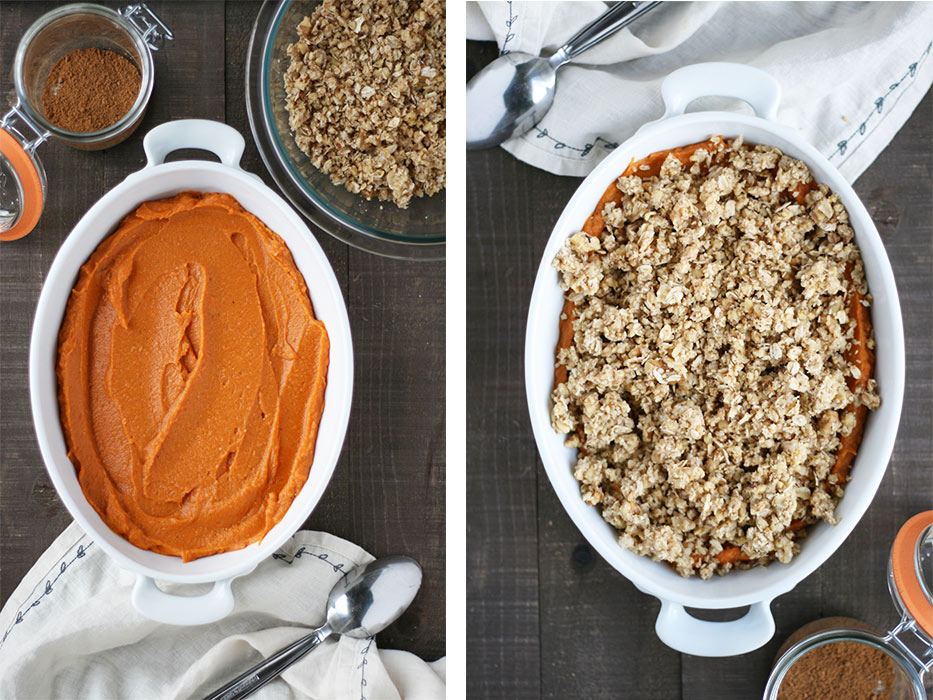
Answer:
[41, 47, 141, 132]
[777, 640, 897, 700]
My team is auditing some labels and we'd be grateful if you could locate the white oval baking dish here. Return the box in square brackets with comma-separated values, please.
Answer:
[525, 63, 905, 657]
[30, 119, 353, 626]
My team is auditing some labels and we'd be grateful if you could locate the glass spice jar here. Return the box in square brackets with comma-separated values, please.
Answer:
[0, 3, 172, 241]
[764, 511, 933, 700]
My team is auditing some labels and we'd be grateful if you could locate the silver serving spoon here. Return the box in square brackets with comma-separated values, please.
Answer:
[202, 556, 422, 700]
[466, 1, 660, 150]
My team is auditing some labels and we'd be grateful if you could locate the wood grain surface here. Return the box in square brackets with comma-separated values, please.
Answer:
[0, 0, 444, 662]
[466, 39, 932, 699]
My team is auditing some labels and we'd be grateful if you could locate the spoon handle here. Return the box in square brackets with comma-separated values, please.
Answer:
[556, 1, 661, 64]
[201, 626, 332, 700]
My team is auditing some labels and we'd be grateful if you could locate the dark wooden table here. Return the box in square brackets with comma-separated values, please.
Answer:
[0, 1, 444, 662]
[467, 40, 932, 699]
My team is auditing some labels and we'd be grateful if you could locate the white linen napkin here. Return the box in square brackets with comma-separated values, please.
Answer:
[467, 1, 933, 182]
[0, 523, 445, 700]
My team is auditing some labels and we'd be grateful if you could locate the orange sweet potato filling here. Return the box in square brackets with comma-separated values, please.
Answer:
[554, 140, 875, 568]
[57, 192, 329, 561]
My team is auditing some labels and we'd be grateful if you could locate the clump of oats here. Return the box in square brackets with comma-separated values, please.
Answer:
[284, 0, 445, 209]
[551, 137, 880, 578]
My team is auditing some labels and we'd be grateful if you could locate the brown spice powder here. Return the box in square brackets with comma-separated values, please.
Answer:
[777, 640, 896, 700]
[42, 47, 141, 133]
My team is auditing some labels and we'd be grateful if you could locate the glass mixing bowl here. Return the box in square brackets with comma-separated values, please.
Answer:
[245, 0, 445, 259]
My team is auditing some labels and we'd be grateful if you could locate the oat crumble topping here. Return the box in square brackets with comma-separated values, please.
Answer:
[550, 137, 880, 578]
[284, 0, 445, 208]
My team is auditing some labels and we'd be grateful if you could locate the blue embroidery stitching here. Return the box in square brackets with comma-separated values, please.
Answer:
[532, 126, 619, 158]
[516, 39, 931, 165]
[501, 1, 518, 56]
[0, 540, 94, 650]
[830, 40, 931, 161]
[272, 545, 350, 579]
[357, 636, 375, 700]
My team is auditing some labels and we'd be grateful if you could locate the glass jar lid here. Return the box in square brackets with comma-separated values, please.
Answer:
[0, 111, 47, 241]
[889, 511, 933, 640]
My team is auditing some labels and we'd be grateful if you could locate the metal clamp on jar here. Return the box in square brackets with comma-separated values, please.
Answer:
[765, 511, 933, 699]
[0, 2, 172, 241]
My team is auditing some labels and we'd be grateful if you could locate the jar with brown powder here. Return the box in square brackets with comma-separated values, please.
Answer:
[765, 512, 933, 700]
[0, 3, 171, 240]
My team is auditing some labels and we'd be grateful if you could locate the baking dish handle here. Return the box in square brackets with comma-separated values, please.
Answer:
[132, 574, 235, 626]
[660, 62, 781, 121]
[655, 599, 775, 656]
[143, 119, 246, 169]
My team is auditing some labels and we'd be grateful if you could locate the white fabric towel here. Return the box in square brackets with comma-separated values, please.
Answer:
[467, 1, 933, 181]
[0, 523, 445, 700]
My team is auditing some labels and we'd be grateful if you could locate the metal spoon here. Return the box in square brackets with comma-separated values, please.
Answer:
[466, 1, 660, 150]
[202, 556, 422, 700]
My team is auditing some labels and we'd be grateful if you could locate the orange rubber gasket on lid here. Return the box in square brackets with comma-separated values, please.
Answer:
[892, 511, 933, 637]
[0, 127, 43, 241]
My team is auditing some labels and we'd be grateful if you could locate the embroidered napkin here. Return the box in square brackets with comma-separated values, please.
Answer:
[467, 1, 933, 181]
[0, 523, 445, 699]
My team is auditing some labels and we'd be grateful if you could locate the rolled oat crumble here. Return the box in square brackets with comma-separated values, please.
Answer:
[284, 0, 445, 208]
[551, 137, 880, 578]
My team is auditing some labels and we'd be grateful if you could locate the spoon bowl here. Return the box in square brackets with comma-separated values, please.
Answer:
[465, 1, 660, 150]
[466, 51, 558, 150]
[327, 555, 423, 638]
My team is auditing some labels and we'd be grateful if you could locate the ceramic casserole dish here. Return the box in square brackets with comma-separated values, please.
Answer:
[30, 119, 353, 626]
[525, 63, 905, 656]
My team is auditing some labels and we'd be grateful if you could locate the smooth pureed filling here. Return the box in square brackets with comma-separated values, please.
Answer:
[551, 137, 879, 578]
[57, 192, 329, 561]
